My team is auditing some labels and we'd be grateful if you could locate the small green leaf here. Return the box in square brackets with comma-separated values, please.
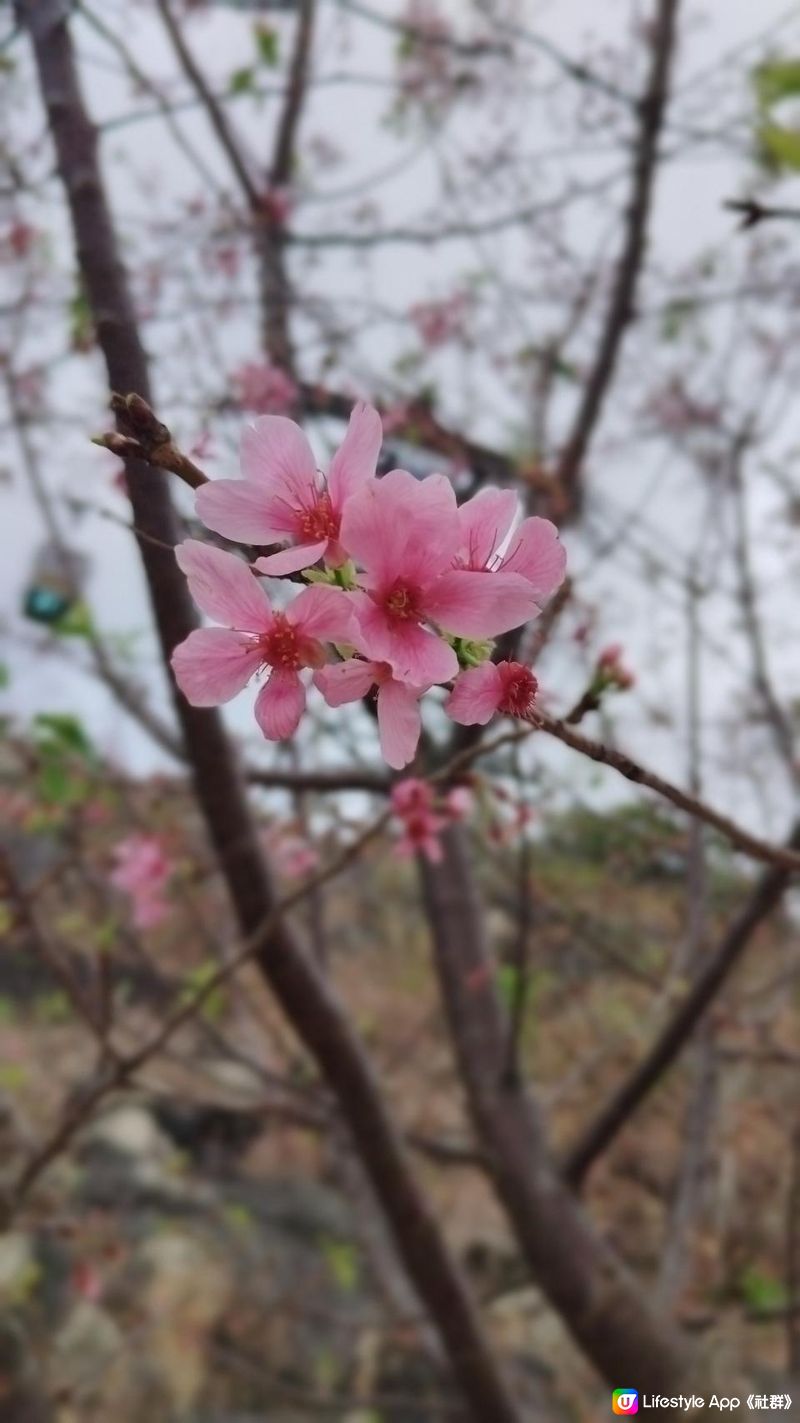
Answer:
[179, 962, 226, 1024]
[754, 58, 800, 109]
[254, 23, 279, 66]
[759, 121, 800, 171]
[229, 65, 255, 95]
[34, 713, 94, 758]
[320, 1236, 360, 1294]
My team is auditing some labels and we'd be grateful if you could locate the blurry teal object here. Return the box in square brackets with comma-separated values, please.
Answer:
[23, 541, 89, 627]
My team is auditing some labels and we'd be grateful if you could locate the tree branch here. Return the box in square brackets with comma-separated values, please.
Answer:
[554, 0, 681, 514]
[563, 820, 800, 1187]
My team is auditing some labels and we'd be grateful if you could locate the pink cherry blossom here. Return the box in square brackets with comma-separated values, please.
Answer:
[410, 292, 468, 349]
[341, 469, 538, 684]
[446, 660, 539, 726]
[109, 834, 172, 931]
[196, 403, 383, 576]
[264, 825, 320, 879]
[314, 658, 426, 770]
[596, 643, 635, 690]
[170, 540, 356, 740]
[443, 785, 474, 821]
[390, 778, 447, 863]
[455, 486, 567, 604]
[232, 361, 298, 415]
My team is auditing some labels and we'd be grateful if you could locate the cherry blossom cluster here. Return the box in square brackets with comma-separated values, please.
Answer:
[109, 834, 174, 930]
[170, 402, 566, 769]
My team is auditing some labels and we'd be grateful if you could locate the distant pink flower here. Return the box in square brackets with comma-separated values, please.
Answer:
[170, 540, 356, 739]
[410, 292, 468, 349]
[314, 658, 426, 769]
[444, 785, 474, 821]
[3, 220, 38, 260]
[341, 470, 537, 685]
[232, 361, 298, 415]
[596, 643, 635, 690]
[454, 487, 567, 605]
[390, 778, 446, 863]
[197, 403, 383, 576]
[446, 660, 539, 725]
[265, 826, 319, 879]
[261, 185, 293, 226]
[109, 834, 172, 930]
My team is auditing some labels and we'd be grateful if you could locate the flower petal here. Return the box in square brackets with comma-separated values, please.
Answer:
[341, 469, 459, 587]
[171, 628, 262, 705]
[195, 478, 297, 543]
[425, 569, 538, 638]
[376, 679, 422, 769]
[457, 487, 518, 569]
[287, 584, 358, 642]
[356, 602, 458, 684]
[327, 403, 383, 509]
[314, 659, 378, 706]
[254, 540, 328, 577]
[500, 517, 567, 602]
[254, 669, 306, 740]
[445, 664, 502, 725]
[176, 539, 271, 630]
[240, 415, 319, 507]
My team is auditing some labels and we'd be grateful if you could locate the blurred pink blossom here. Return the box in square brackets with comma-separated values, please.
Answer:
[410, 292, 468, 349]
[390, 778, 447, 863]
[232, 361, 298, 415]
[109, 834, 173, 930]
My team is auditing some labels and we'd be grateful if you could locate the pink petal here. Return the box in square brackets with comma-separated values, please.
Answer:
[445, 664, 502, 725]
[327, 403, 383, 509]
[254, 669, 306, 740]
[176, 539, 271, 630]
[341, 469, 459, 587]
[196, 478, 298, 544]
[314, 659, 378, 706]
[376, 680, 422, 769]
[254, 540, 328, 577]
[240, 416, 319, 507]
[287, 584, 357, 642]
[457, 487, 518, 569]
[424, 569, 538, 638]
[356, 601, 458, 684]
[171, 628, 262, 705]
[500, 517, 567, 602]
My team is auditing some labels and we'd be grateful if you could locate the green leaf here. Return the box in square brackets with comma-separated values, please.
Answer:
[52, 600, 94, 639]
[754, 58, 800, 109]
[34, 713, 94, 759]
[496, 964, 520, 1011]
[739, 1266, 787, 1313]
[179, 962, 227, 1024]
[254, 23, 279, 66]
[320, 1237, 360, 1294]
[759, 121, 800, 171]
[229, 65, 255, 95]
[0, 663, 9, 689]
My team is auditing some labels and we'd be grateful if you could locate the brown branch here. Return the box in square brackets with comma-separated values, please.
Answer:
[554, 0, 681, 514]
[536, 712, 800, 873]
[153, 0, 261, 209]
[19, 7, 523, 1418]
[562, 820, 800, 1188]
[419, 824, 692, 1397]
